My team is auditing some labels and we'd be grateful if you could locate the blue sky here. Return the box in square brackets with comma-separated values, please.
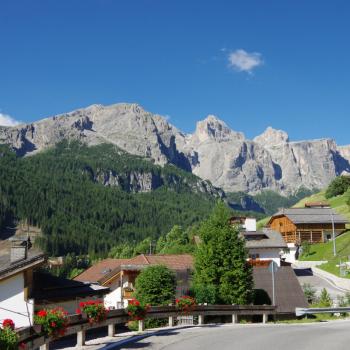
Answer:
[0, 1, 349, 144]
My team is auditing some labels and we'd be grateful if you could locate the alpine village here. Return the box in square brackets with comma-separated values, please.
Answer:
[1, 104, 350, 350]
[1, 2, 350, 350]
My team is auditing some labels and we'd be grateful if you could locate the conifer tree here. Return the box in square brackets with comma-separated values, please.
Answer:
[194, 201, 253, 304]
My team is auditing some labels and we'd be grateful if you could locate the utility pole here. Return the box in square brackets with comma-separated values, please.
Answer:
[268, 261, 278, 306]
[331, 211, 336, 257]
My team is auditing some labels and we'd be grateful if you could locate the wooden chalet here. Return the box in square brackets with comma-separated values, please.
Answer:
[268, 206, 348, 244]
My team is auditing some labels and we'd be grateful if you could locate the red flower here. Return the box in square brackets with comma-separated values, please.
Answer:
[37, 310, 47, 318]
[76, 308, 81, 314]
[2, 318, 15, 330]
[19, 342, 27, 349]
[50, 321, 57, 328]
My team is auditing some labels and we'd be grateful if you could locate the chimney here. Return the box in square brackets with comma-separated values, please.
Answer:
[10, 237, 30, 263]
[244, 218, 257, 232]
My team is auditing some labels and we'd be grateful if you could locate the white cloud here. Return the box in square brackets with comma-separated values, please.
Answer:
[228, 49, 263, 74]
[0, 113, 21, 127]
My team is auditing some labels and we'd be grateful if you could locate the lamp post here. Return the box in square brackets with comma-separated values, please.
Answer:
[331, 211, 336, 257]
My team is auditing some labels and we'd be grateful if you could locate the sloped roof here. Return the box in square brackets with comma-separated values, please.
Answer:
[74, 254, 194, 284]
[244, 229, 287, 249]
[253, 266, 308, 314]
[32, 271, 109, 302]
[141, 254, 193, 270]
[271, 208, 348, 224]
[74, 258, 130, 283]
[0, 247, 46, 281]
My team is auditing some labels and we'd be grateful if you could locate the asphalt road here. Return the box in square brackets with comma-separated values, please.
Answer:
[111, 320, 350, 350]
[295, 268, 347, 300]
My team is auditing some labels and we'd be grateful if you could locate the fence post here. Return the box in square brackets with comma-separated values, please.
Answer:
[108, 323, 116, 337]
[138, 319, 145, 332]
[40, 342, 49, 350]
[262, 312, 268, 324]
[77, 330, 86, 347]
[198, 315, 204, 325]
[232, 313, 238, 324]
[168, 316, 174, 327]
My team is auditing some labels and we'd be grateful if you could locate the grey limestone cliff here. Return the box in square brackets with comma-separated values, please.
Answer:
[0, 103, 349, 194]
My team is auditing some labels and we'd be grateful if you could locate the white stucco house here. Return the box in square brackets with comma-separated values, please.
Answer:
[244, 228, 288, 267]
[0, 237, 46, 328]
[0, 236, 110, 328]
[230, 216, 288, 267]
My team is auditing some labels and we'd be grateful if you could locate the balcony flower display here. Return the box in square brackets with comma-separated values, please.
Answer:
[0, 319, 19, 350]
[34, 308, 68, 338]
[76, 300, 108, 324]
[126, 299, 150, 321]
[175, 296, 196, 313]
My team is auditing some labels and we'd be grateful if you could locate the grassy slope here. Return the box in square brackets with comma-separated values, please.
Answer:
[296, 191, 350, 278]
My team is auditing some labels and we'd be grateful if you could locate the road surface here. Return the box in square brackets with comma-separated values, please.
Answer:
[294, 268, 347, 300]
[109, 320, 350, 350]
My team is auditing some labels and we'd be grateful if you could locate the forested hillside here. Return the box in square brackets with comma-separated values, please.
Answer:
[226, 188, 315, 216]
[0, 141, 218, 257]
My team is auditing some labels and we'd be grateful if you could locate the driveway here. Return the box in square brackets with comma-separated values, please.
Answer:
[294, 268, 347, 300]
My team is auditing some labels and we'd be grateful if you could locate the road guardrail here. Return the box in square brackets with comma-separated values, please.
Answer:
[295, 307, 350, 317]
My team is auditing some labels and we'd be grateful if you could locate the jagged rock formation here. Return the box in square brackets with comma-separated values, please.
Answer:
[83, 164, 223, 197]
[0, 103, 349, 194]
[181, 117, 280, 193]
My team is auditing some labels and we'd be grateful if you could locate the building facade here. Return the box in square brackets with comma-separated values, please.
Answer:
[268, 207, 348, 244]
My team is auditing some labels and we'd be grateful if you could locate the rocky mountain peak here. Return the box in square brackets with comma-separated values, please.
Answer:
[254, 126, 289, 146]
[193, 115, 245, 142]
[0, 102, 349, 195]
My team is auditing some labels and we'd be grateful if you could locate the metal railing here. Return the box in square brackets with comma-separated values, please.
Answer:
[295, 307, 350, 317]
[17, 304, 276, 350]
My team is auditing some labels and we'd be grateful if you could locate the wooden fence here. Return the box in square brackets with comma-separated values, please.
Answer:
[17, 304, 276, 350]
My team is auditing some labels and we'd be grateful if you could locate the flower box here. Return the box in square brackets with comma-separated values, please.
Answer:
[76, 300, 108, 324]
[126, 299, 150, 321]
[176, 296, 196, 314]
[34, 308, 68, 338]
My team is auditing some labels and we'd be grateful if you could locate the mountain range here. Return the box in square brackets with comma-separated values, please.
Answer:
[1, 103, 349, 194]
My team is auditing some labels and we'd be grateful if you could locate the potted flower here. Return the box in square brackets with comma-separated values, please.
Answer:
[34, 308, 68, 338]
[176, 296, 196, 314]
[0, 319, 19, 350]
[76, 300, 108, 324]
[126, 299, 150, 321]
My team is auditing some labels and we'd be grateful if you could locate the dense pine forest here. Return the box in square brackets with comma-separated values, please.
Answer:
[0, 141, 217, 257]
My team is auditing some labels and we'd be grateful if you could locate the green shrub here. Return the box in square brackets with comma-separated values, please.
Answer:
[317, 288, 332, 307]
[134, 265, 176, 306]
[325, 176, 350, 199]
[301, 242, 311, 257]
[302, 283, 317, 304]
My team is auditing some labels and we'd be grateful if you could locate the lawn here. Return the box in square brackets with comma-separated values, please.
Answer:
[257, 216, 270, 229]
[299, 228, 350, 278]
[293, 190, 350, 278]
[299, 231, 350, 262]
